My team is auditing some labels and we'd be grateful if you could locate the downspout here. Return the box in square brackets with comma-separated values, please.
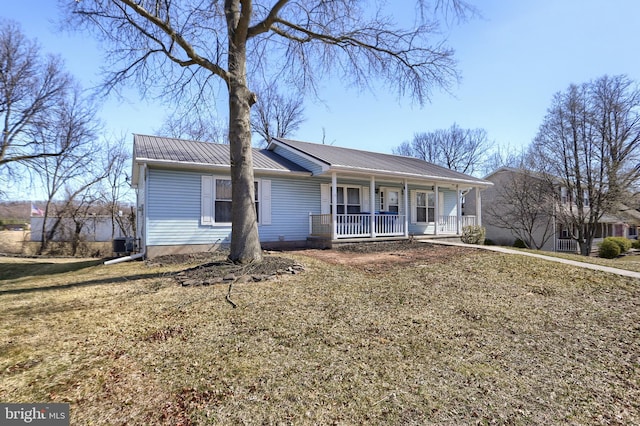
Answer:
[104, 251, 144, 265]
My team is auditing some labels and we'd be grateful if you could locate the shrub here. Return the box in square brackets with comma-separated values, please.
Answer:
[513, 239, 527, 249]
[599, 239, 621, 259]
[605, 236, 632, 253]
[461, 225, 485, 245]
[484, 239, 495, 246]
[632, 239, 640, 250]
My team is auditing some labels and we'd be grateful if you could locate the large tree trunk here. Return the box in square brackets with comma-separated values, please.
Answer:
[228, 84, 262, 263]
[226, 5, 262, 264]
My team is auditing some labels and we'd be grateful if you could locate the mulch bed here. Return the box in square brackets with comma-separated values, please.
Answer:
[146, 240, 473, 286]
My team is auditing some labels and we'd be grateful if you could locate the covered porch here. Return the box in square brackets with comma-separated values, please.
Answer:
[309, 212, 478, 239]
[308, 172, 484, 241]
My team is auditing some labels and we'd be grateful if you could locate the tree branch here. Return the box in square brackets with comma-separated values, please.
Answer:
[118, 0, 230, 83]
[247, 0, 290, 38]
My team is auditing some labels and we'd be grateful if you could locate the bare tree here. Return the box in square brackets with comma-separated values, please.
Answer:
[0, 20, 72, 170]
[393, 123, 490, 175]
[29, 84, 104, 254]
[481, 144, 524, 176]
[533, 75, 640, 255]
[98, 136, 135, 239]
[251, 83, 305, 146]
[67, 0, 472, 263]
[157, 103, 229, 144]
[485, 167, 556, 250]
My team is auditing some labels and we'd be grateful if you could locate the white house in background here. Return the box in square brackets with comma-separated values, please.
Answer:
[465, 167, 640, 253]
[131, 135, 492, 258]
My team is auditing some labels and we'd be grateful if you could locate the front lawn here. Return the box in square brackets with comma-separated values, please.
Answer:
[1, 247, 638, 424]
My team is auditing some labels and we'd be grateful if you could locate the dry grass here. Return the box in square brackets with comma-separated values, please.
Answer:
[517, 248, 640, 273]
[1, 248, 639, 425]
[0, 229, 27, 254]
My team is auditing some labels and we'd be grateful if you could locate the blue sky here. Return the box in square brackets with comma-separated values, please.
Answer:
[3, 0, 640, 158]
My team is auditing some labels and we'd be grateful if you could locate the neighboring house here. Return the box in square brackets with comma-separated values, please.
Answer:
[131, 135, 492, 257]
[465, 167, 640, 253]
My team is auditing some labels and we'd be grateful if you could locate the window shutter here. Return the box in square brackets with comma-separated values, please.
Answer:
[201, 175, 213, 225]
[320, 184, 330, 214]
[410, 190, 417, 224]
[260, 179, 272, 225]
[361, 186, 370, 213]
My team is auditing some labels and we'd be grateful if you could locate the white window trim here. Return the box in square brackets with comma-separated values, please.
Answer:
[411, 189, 436, 224]
[321, 184, 366, 214]
[201, 176, 271, 226]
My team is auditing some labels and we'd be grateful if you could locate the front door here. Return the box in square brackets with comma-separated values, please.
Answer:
[381, 188, 400, 213]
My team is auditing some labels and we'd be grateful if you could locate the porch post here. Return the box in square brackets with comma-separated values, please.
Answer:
[403, 179, 409, 238]
[370, 175, 376, 238]
[476, 187, 482, 226]
[456, 184, 462, 235]
[331, 172, 337, 240]
[434, 184, 439, 236]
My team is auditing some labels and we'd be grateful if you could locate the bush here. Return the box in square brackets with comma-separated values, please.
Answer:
[513, 239, 527, 249]
[605, 236, 632, 253]
[599, 239, 621, 259]
[632, 239, 640, 250]
[484, 239, 495, 246]
[461, 225, 485, 245]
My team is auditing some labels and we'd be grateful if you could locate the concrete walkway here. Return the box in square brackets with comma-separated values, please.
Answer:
[424, 239, 640, 280]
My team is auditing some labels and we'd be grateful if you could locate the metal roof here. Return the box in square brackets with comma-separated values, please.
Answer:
[269, 138, 491, 186]
[133, 134, 311, 175]
[132, 134, 492, 188]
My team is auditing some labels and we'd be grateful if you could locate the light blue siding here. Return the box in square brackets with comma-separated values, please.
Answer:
[147, 169, 231, 246]
[442, 190, 458, 216]
[146, 167, 465, 246]
[146, 168, 320, 246]
[273, 145, 324, 175]
[259, 177, 319, 242]
[407, 186, 458, 235]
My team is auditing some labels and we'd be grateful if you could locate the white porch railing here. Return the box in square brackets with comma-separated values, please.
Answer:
[309, 213, 405, 238]
[438, 215, 476, 234]
[310, 213, 475, 238]
[556, 239, 578, 253]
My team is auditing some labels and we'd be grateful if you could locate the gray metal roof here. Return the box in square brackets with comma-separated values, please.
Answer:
[270, 138, 491, 186]
[133, 134, 311, 173]
[132, 134, 491, 187]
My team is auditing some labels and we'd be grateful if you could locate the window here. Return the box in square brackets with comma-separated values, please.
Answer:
[560, 187, 568, 204]
[202, 176, 270, 225]
[214, 179, 232, 223]
[415, 191, 435, 223]
[214, 180, 259, 223]
[333, 186, 361, 214]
